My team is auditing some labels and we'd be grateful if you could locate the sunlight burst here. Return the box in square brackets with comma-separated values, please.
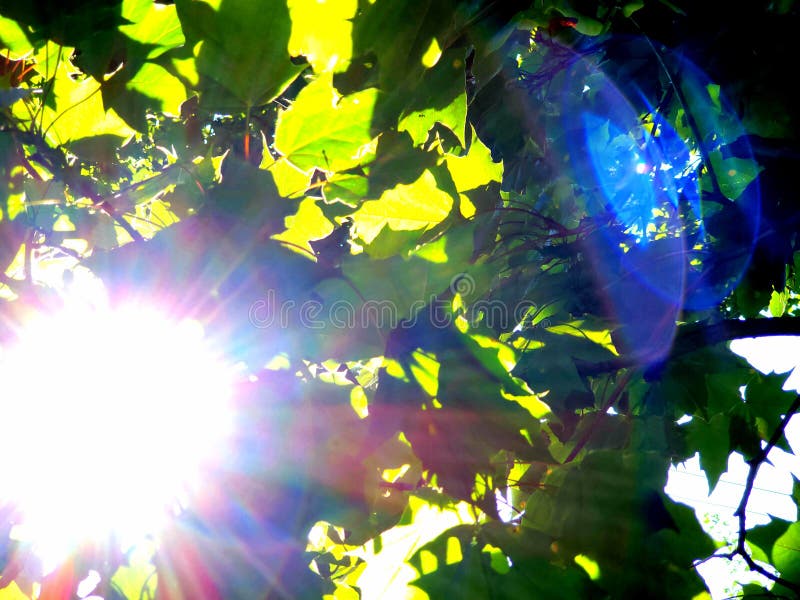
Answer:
[0, 299, 234, 568]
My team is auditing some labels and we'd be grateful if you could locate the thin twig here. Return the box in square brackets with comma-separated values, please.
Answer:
[631, 18, 726, 200]
[720, 394, 800, 594]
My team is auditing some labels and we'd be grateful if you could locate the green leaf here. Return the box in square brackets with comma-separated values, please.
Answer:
[359, 223, 426, 260]
[397, 47, 467, 147]
[705, 371, 747, 416]
[734, 275, 773, 318]
[648, 347, 753, 419]
[353, 495, 474, 599]
[686, 413, 730, 491]
[623, 2, 645, 17]
[108, 61, 188, 119]
[128, 63, 186, 116]
[365, 131, 437, 198]
[459, 333, 531, 397]
[274, 73, 377, 173]
[409, 527, 493, 599]
[654, 497, 719, 572]
[794, 251, 800, 291]
[347, 0, 460, 92]
[550, 451, 713, 597]
[110, 543, 157, 600]
[269, 156, 314, 198]
[176, 0, 303, 108]
[745, 373, 796, 445]
[340, 220, 489, 327]
[66, 133, 122, 165]
[409, 524, 594, 599]
[729, 407, 763, 461]
[211, 156, 293, 225]
[740, 583, 779, 598]
[773, 521, 800, 583]
[747, 518, 792, 563]
[0, 581, 33, 600]
[323, 169, 369, 205]
[709, 151, 763, 201]
[512, 330, 614, 411]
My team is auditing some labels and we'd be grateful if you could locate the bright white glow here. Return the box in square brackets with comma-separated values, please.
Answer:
[0, 300, 234, 569]
[731, 336, 800, 384]
[77, 570, 101, 598]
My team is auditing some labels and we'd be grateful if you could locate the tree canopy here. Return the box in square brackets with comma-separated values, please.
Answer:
[1, 0, 800, 598]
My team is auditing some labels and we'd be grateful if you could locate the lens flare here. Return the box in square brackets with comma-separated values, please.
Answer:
[0, 297, 234, 569]
[550, 38, 761, 359]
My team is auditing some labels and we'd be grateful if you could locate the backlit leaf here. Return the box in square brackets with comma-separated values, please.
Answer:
[288, 0, 356, 73]
[397, 48, 467, 147]
[274, 73, 377, 173]
[176, 0, 302, 107]
[122, 62, 187, 115]
[352, 170, 452, 244]
[445, 128, 502, 193]
[41, 60, 135, 145]
[121, 0, 185, 59]
[773, 522, 800, 583]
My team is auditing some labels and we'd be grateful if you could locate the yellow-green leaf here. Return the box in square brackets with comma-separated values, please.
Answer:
[273, 197, 334, 254]
[769, 289, 788, 317]
[288, 0, 356, 73]
[0, 15, 32, 53]
[274, 73, 377, 172]
[445, 130, 502, 192]
[268, 156, 314, 197]
[122, 0, 185, 59]
[126, 62, 187, 115]
[397, 48, 468, 146]
[352, 170, 452, 243]
[41, 60, 134, 145]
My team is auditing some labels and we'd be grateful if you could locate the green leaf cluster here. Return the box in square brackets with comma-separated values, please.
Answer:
[1, 0, 800, 598]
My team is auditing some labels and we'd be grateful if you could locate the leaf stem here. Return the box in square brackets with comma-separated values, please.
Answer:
[631, 19, 725, 200]
[37, 44, 63, 135]
[563, 370, 633, 463]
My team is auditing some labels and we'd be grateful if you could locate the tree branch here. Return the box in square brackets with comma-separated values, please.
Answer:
[576, 317, 800, 377]
[722, 394, 800, 595]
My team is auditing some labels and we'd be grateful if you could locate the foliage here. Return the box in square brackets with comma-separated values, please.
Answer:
[1, 0, 800, 598]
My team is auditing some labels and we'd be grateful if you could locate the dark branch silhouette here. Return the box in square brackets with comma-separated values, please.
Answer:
[719, 394, 800, 594]
[576, 317, 800, 377]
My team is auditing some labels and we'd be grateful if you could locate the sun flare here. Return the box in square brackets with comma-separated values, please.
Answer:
[0, 298, 235, 567]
